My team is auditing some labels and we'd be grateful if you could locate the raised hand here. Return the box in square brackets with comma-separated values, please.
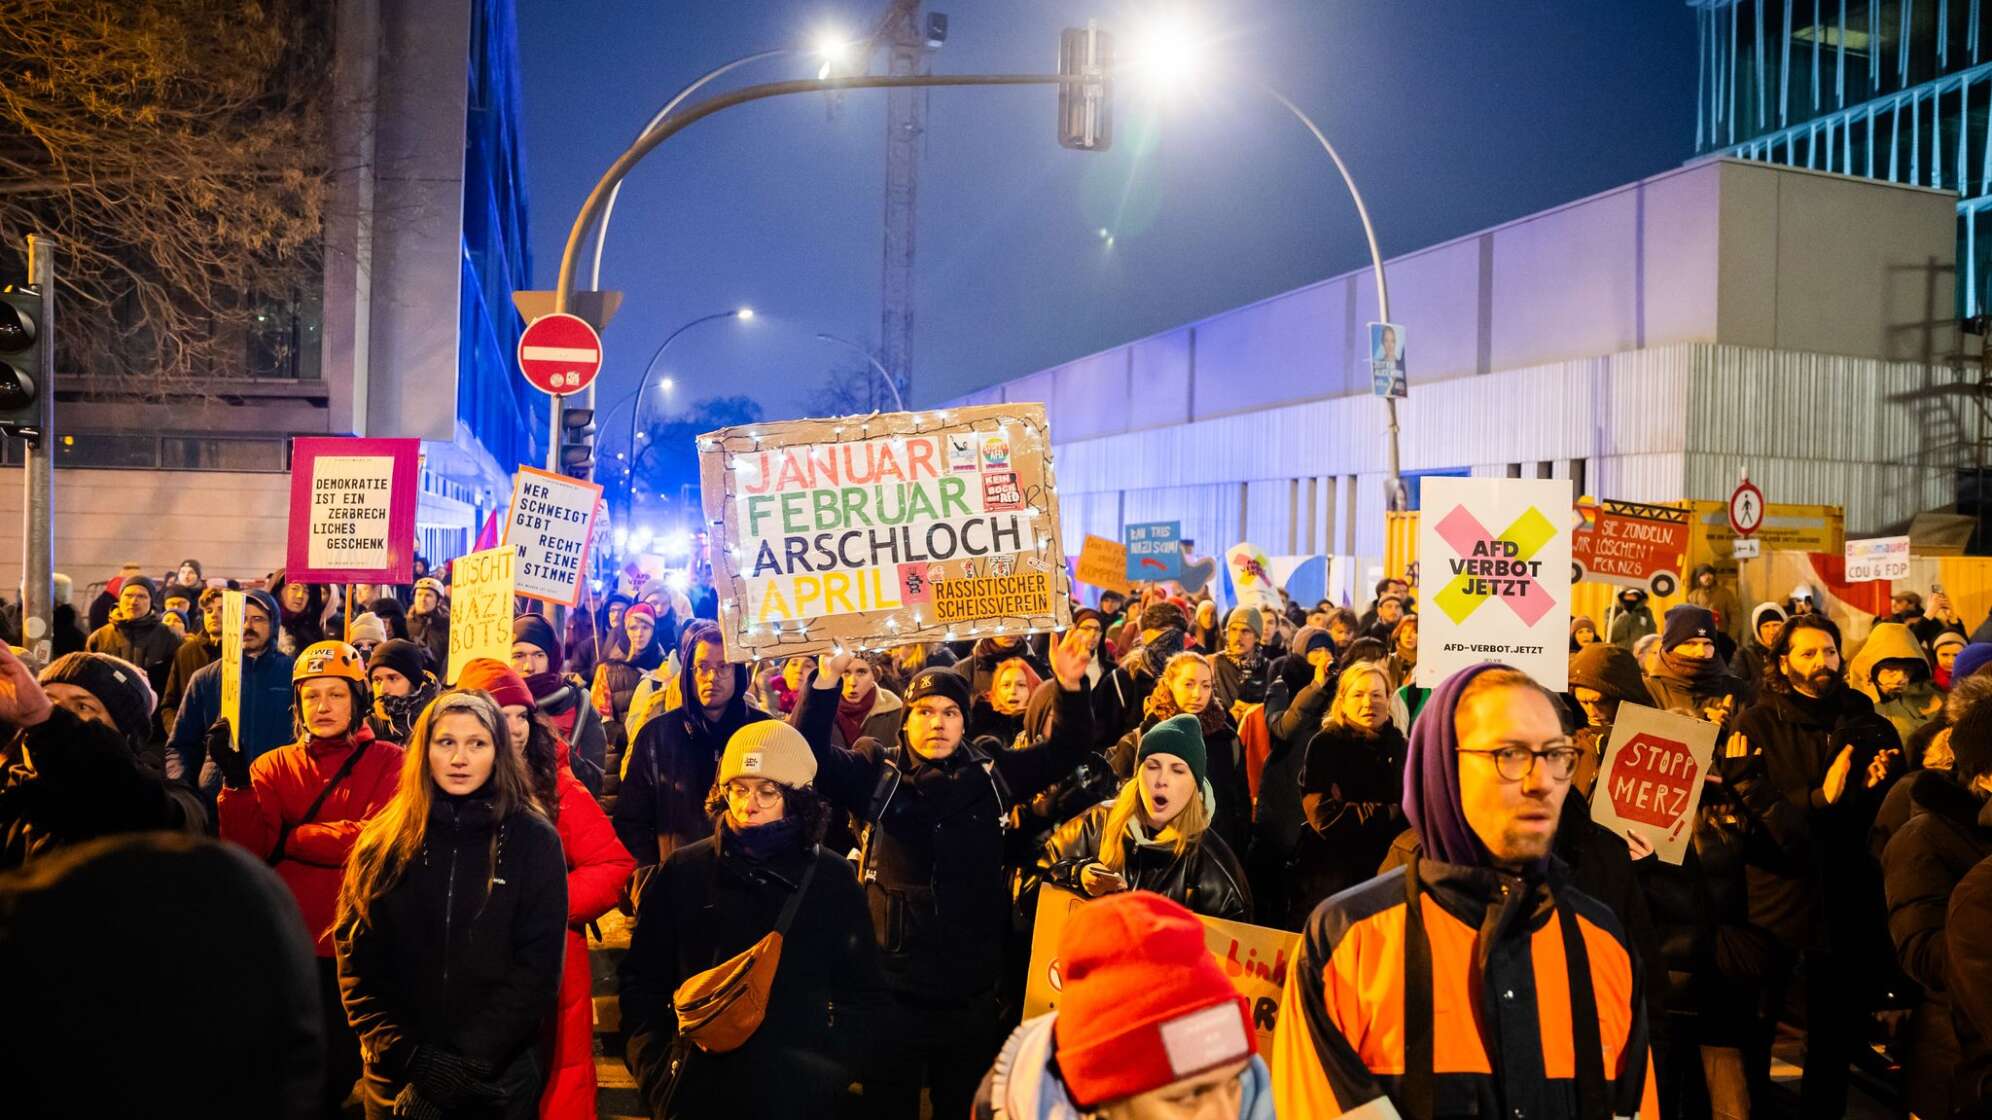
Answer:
[1823, 745, 1855, 805]
[1051, 627, 1090, 690]
[814, 648, 855, 689]
[0, 643, 52, 729]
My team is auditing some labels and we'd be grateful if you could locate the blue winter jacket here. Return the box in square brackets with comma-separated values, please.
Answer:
[168, 645, 297, 800]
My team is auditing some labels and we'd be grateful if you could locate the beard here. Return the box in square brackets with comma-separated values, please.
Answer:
[1788, 664, 1844, 695]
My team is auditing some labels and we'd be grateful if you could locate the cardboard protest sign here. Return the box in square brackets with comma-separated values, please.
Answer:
[503, 466, 603, 607]
[1023, 886, 1298, 1054]
[1571, 498, 1689, 597]
[1590, 703, 1718, 865]
[1075, 535, 1131, 595]
[445, 545, 516, 684]
[1417, 478, 1572, 690]
[1126, 521, 1182, 582]
[698, 404, 1069, 660]
[1225, 543, 1280, 612]
[1846, 535, 1911, 582]
[286, 437, 420, 582]
[220, 590, 244, 751]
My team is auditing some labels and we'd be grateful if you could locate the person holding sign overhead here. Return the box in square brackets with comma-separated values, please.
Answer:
[168, 589, 294, 803]
[790, 632, 1095, 1120]
[214, 640, 405, 1119]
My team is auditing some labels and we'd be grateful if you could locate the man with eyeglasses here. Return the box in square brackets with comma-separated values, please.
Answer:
[1274, 662, 1657, 1119]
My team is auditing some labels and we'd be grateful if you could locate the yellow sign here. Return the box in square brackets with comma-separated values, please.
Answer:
[445, 546, 516, 685]
[1075, 535, 1131, 595]
[1023, 886, 1298, 1054]
[929, 573, 1054, 625]
[219, 590, 245, 750]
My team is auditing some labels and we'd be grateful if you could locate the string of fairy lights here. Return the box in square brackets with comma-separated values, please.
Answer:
[698, 404, 1070, 658]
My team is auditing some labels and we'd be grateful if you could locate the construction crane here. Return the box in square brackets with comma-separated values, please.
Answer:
[862, 0, 943, 410]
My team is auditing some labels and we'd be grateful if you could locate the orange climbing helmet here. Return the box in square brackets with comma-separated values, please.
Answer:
[294, 641, 368, 684]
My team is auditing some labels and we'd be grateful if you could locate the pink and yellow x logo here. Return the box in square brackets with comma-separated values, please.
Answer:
[1432, 505, 1558, 626]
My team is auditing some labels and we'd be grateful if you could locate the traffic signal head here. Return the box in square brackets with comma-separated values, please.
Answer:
[0, 286, 42, 441]
[1058, 25, 1114, 152]
[560, 406, 596, 477]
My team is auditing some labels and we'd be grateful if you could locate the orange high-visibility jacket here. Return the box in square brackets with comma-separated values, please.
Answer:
[1274, 856, 1659, 1119]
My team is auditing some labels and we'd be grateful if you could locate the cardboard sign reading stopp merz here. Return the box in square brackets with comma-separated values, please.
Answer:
[1589, 702, 1719, 865]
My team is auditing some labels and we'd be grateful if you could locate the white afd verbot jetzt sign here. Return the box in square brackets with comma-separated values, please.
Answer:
[1416, 478, 1573, 690]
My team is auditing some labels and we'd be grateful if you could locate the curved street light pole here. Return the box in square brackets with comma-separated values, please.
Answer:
[554, 68, 1401, 512]
[590, 49, 798, 291]
[814, 332, 906, 411]
[1259, 83, 1404, 513]
[625, 308, 752, 516]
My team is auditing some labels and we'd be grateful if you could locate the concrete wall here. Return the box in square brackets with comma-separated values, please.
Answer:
[949, 159, 1958, 441]
[0, 468, 291, 593]
[1036, 343, 1971, 558]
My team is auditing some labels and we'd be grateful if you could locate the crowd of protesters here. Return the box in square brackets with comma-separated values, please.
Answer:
[12, 550, 1992, 1119]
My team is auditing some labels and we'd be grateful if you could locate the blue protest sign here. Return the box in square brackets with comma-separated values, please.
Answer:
[1125, 521, 1182, 581]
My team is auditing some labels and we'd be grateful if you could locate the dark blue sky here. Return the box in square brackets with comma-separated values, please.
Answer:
[517, 2, 1698, 435]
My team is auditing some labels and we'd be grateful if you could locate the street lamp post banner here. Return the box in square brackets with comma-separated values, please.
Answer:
[698, 403, 1070, 660]
[1415, 477, 1573, 690]
[503, 465, 604, 607]
[285, 437, 422, 583]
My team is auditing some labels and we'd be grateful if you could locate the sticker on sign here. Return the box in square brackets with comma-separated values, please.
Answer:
[1845, 535, 1911, 583]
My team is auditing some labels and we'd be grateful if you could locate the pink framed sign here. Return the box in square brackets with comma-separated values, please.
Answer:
[286, 437, 422, 582]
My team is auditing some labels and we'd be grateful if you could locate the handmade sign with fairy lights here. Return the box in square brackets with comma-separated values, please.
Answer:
[697, 403, 1070, 660]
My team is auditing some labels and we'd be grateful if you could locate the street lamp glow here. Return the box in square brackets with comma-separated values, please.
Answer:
[1127, 12, 1210, 91]
[659, 376, 674, 392]
[813, 33, 856, 78]
[735, 306, 755, 321]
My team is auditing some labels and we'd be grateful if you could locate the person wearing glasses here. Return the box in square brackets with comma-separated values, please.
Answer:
[1272, 663, 1659, 1119]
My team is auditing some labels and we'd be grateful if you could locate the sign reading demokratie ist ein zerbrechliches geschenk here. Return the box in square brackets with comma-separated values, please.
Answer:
[698, 404, 1071, 660]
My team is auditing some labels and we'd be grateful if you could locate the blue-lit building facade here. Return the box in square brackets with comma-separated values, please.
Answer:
[1692, 0, 1992, 312]
[2, 0, 542, 587]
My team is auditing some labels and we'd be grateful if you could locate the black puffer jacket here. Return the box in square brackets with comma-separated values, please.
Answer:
[1635, 774, 1778, 1038]
[0, 706, 200, 869]
[1727, 684, 1895, 946]
[794, 673, 1093, 1001]
[84, 614, 181, 695]
[614, 661, 766, 867]
[1039, 799, 1251, 922]
[335, 788, 566, 1106]
[620, 824, 883, 1118]
[1883, 771, 1992, 1120]
[1946, 855, 1992, 1116]
[1291, 721, 1408, 919]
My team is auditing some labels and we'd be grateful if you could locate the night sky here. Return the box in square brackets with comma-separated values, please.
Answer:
[518, 2, 1697, 440]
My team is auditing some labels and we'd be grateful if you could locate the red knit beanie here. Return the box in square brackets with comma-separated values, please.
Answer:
[455, 657, 533, 710]
[1052, 892, 1255, 1108]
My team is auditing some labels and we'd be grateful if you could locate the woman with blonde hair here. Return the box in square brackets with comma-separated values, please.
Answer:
[1040, 712, 1251, 921]
[1286, 662, 1408, 925]
[1109, 651, 1250, 858]
[334, 690, 568, 1120]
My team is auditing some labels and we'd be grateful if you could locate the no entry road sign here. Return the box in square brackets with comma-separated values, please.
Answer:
[518, 313, 602, 395]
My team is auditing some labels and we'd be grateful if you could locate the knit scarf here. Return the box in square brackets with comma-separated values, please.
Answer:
[1655, 649, 1729, 688]
[1146, 686, 1233, 741]
[836, 686, 876, 747]
[1132, 626, 1187, 680]
[724, 814, 803, 862]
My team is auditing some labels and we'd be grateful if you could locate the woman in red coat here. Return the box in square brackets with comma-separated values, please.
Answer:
[460, 658, 636, 1119]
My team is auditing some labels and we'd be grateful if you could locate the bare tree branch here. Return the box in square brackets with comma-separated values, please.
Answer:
[0, 0, 334, 395]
